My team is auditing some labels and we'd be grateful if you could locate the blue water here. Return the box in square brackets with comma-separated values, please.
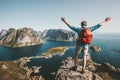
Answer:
[0, 45, 41, 60]
[0, 34, 120, 80]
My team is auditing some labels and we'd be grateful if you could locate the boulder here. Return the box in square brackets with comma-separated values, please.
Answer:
[90, 45, 101, 52]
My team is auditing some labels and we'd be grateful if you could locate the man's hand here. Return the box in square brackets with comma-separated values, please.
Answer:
[61, 17, 71, 27]
[105, 17, 111, 22]
[61, 17, 66, 22]
[100, 17, 111, 26]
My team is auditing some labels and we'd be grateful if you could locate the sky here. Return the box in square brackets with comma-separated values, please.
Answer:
[0, 0, 120, 33]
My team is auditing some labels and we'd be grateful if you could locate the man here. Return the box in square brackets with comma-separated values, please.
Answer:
[61, 17, 111, 73]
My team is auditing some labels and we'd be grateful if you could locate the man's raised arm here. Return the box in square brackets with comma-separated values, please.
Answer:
[100, 17, 111, 26]
[61, 17, 71, 27]
[90, 17, 111, 32]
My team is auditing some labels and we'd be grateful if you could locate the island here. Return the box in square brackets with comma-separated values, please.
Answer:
[0, 28, 43, 47]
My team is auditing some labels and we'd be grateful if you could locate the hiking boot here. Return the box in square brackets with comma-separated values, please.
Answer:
[81, 68, 85, 74]
[74, 65, 78, 71]
[70, 65, 78, 71]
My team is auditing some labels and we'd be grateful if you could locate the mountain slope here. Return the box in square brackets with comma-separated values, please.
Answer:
[40, 29, 77, 42]
[0, 28, 43, 47]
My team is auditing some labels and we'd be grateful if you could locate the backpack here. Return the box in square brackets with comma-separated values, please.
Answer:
[77, 28, 93, 44]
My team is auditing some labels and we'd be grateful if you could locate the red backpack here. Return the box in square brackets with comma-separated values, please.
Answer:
[77, 28, 93, 44]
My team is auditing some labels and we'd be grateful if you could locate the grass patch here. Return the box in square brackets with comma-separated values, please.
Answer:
[0, 61, 28, 80]
[42, 47, 67, 56]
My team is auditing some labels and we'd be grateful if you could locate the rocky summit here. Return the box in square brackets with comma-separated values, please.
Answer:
[0, 28, 43, 47]
[55, 57, 103, 80]
[55, 56, 120, 80]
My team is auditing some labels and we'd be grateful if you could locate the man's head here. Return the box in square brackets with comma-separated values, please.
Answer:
[81, 21, 87, 28]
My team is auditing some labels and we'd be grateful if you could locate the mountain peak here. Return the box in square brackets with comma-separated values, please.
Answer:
[0, 27, 43, 47]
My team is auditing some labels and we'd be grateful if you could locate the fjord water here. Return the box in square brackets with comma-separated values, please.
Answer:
[0, 33, 120, 79]
[0, 33, 120, 66]
[0, 45, 41, 60]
